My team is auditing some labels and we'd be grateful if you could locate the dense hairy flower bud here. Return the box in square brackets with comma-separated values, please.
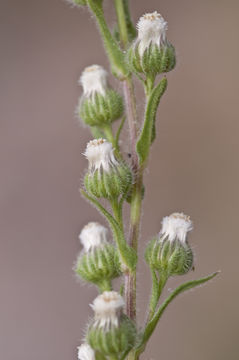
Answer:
[145, 213, 194, 276]
[77, 65, 124, 127]
[75, 222, 121, 287]
[79, 222, 108, 252]
[77, 344, 95, 360]
[87, 292, 136, 356]
[84, 139, 132, 199]
[128, 12, 176, 76]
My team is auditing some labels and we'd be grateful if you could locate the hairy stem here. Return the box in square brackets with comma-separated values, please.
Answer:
[111, 198, 123, 227]
[114, 0, 129, 48]
[122, 76, 141, 323]
[114, 0, 143, 330]
[123, 78, 138, 172]
[148, 273, 168, 321]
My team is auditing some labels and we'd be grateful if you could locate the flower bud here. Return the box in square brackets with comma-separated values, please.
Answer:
[77, 344, 95, 360]
[75, 222, 121, 286]
[84, 139, 132, 200]
[145, 213, 193, 276]
[128, 12, 176, 76]
[87, 292, 136, 356]
[77, 65, 124, 127]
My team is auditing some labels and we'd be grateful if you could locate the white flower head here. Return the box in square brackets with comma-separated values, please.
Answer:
[136, 11, 168, 56]
[79, 222, 108, 252]
[79, 65, 108, 97]
[84, 139, 118, 173]
[90, 291, 125, 330]
[160, 212, 193, 243]
[77, 343, 95, 360]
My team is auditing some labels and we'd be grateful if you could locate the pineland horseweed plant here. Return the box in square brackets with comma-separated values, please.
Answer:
[64, 1, 219, 359]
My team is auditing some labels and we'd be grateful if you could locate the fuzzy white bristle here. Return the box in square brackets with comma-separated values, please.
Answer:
[160, 212, 193, 243]
[84, 138, 118, 173]
[79, 65, 108, 97]
[77, 344, 95, 360]
[136, 11, 168, 55]
[91, 291, 124, 329]
[79, 222, 108, 252]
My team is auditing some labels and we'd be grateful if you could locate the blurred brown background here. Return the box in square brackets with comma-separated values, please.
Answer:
[1, 0, 239, 359]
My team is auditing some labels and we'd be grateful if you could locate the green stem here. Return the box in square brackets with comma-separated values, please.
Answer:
[113, 3, 141, 324]
[87, 0, 127, 78]
[102, 125, 123, 161]
[114, 0, 128, 48]
[98, 278, 112, 292]
[102, 125, 118, 150]
[123, 77, 138, 172]
[111, 198, 123, 227]
[145, 74, 155, 97]
[148, 272, 168, 321]
[115, 115, 126, 148]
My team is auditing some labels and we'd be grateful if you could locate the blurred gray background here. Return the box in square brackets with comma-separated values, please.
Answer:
[1, 0, 239, 359]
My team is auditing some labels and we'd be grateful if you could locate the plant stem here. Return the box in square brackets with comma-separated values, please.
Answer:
[98, 278, 112, 292]
[123, 77, 138, 172]
[111, 198, 123, 227]
[114, 0, 128, 48]
[102, 125, 119, 152]
[148, 273, 168, 321]
[114, 0, 143, 327]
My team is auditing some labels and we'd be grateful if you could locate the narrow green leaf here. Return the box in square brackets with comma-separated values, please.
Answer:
[136, 77, 168, 165]
[87, 0, 128, 78]
[122, 0, 137, 42]
[81, 189, 137, 271]
[136, 271, 219, 356]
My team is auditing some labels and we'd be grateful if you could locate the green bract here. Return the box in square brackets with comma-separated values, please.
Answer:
[84, 163, 132, 200]
[128, 42, 176, 77]
[145, 236, 194, 276]
[75, 244, 121, 285]
[79, 90, 124, 127]
[87, 314, 136, 356]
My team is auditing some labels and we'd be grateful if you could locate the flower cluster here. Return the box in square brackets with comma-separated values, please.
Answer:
[64, 2, 217, 359]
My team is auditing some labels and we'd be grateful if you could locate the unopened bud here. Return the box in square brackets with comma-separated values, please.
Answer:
[77, 65, 124, 127]
[128, 12, 176, 76]
[87, 292, 136, 356]
[145, 213, 193, 276]
[75, 222, 121, 286]
[84, 139, 132, 200]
